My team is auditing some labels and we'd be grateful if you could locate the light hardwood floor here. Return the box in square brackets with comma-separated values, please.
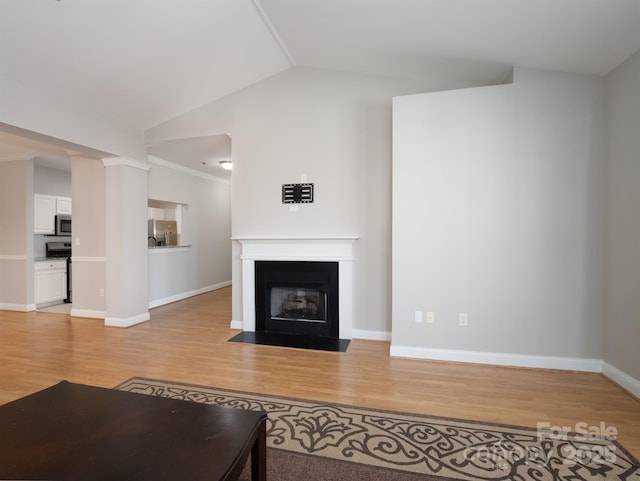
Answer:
[1, 287, 639, 457]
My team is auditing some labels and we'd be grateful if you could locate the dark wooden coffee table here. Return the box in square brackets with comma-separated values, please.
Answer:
[0, 381, 267, 481]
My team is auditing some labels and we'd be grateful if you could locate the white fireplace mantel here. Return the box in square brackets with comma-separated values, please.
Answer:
[234, 236, 358, 339]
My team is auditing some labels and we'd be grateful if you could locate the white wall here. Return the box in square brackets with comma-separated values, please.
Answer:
[604, 49, 640, 385]
[147, 160, 232, 306]
[392, 68, 606, 370]
[146, 67, 461, 337]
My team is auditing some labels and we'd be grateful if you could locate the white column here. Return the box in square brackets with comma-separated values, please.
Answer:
[102, 157, 150, 327]
[0, 158, 34, 311]
[70, 156, 107, 319]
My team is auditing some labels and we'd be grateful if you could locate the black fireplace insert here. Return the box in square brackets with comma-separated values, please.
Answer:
[255, 260, 339, 338]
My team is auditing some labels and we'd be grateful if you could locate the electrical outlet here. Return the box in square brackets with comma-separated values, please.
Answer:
[427, 312, 435, 324]
[99, 288, 105, 297]
[459, 313, 468, 326]
[415, 311, 423, 323]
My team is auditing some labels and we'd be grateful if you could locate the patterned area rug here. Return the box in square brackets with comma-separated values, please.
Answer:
[115, 377, 639, 481]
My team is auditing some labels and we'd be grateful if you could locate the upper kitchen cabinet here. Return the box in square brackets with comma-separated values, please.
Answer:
[56, 196, 72, 215]
[34, 194, 72, 234]
[34, 194, 56, 234]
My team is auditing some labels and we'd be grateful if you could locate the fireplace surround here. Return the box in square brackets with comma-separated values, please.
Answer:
[234, 237, 357, 340]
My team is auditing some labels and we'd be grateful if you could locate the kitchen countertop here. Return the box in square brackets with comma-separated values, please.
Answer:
[35, 257, 69, 262]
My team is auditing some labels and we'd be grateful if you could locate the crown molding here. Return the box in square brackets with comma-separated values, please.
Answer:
[102, 157, 150, 171]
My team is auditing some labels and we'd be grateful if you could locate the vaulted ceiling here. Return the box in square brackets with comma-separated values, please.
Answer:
[1, 0, 640, 172]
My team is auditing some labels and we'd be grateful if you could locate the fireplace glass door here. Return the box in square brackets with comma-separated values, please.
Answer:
[255, 261, 339, 338]
[270, 286, 327, 322]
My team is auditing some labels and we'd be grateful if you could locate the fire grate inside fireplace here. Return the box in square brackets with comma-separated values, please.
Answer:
[270, 287, 326, 322]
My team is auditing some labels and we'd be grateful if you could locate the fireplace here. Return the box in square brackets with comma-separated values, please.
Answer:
[255, 261, 339, 338]
[233, 237, 358, 342]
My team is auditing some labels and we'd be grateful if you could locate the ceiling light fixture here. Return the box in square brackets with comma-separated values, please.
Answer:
[219, 160, 232, 171]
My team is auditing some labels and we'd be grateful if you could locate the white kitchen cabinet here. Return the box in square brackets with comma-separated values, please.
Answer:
[56, 196, 72, 215]
[34, 260, 67, 305]
[34, 194, 72, 233]
[34, 194, 56, 234]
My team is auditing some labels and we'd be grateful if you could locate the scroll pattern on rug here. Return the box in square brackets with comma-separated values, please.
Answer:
[116, 377, 639, 480]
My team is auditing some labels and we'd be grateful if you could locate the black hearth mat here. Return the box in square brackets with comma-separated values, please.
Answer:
[228, 332, 350, 353]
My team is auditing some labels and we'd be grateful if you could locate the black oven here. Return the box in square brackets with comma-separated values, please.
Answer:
[46, 242, 72, 303]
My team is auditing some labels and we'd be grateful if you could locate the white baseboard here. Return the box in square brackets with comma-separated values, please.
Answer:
[389, 345, 603, 372]
[70, 308, 105, 319]
[105, 311, 150, 328]
[148, 281, 232, 309]
[0, 303, 36, 312]
[602, 362, 640, 398]
[230, 320, 244, 330]
[352, 329, 391, 341]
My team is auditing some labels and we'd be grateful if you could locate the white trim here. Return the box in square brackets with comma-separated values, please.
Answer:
[230, 320, 244, 330]
[70, 308, 105, 319]
[72, 256, 106, 262]
[389, 346, 603, 372]
[241, 253, 355, 262]
[0, 255, 27, 260]
[236, 237, 357, 339]
[148, 281, 231, 309]
[148, 246, 191, 255]
[0, 303, 36, 312]
[237, 237, 358, 262]
[105, 311, 150, 328]
[353, 329, 391, 341]
[232, 236, 359, 241]
[148, 155, 230, 184]
[102, 157, 151, 172]
[603, 362, 640, 398]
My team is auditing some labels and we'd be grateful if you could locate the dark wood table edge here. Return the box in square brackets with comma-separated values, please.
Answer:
[252, 420, 267, 481]
[0, 380, 268, 481]
[225, 410, 267, 481]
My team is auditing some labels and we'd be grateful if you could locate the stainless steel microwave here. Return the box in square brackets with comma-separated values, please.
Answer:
[55, 215, 72, 236]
